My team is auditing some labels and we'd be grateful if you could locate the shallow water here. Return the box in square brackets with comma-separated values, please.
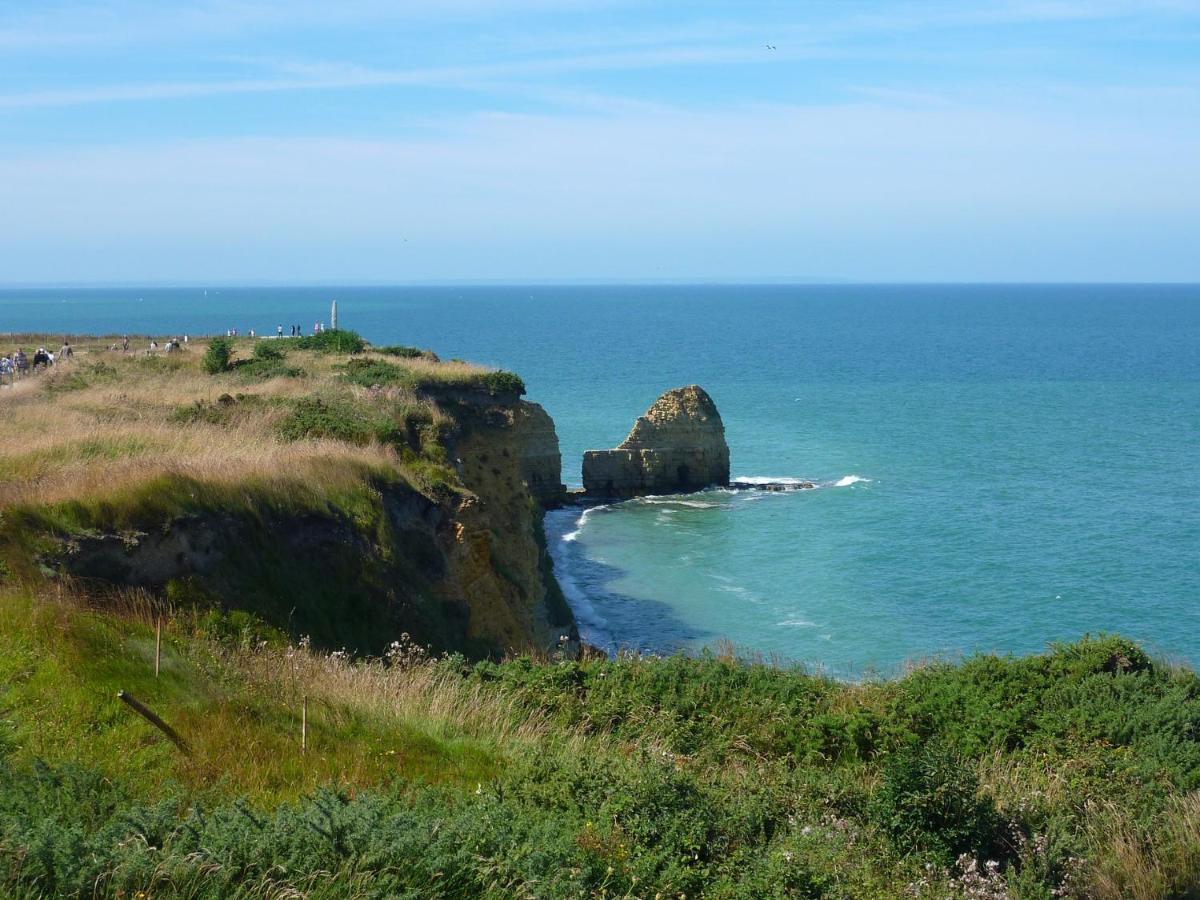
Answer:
[3, 283, 1197, 675]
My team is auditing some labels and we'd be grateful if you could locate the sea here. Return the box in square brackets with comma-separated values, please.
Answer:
[3, 284, 1198, 677]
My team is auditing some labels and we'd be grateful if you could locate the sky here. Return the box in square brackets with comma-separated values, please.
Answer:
[1, 0, 1198, 284]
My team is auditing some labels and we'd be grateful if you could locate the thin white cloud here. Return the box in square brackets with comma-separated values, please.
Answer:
[0, 43, 831, 110]
[1, 99, 1196, 281]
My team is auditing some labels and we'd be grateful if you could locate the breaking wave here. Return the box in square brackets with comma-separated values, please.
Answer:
[833, 475, 871, 487]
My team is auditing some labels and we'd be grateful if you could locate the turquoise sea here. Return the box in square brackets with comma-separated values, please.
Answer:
[3, 284, 1198, 676]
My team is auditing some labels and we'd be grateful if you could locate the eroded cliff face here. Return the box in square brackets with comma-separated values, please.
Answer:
[443, 397, 572, 652]
[582, 385, 730, 499]
[50, 395, 574, 658]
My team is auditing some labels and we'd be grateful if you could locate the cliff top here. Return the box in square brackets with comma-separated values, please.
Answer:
[0, 330, 523, 513]
[0, 330, 567, 657]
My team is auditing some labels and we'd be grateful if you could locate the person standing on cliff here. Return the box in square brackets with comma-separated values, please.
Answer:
[59, 340, 73, 363]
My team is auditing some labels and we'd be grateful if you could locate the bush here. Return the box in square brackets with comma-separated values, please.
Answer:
[202, 337, 234, 374]
[340, 358, 410, 389]
[277, 396, 400, 446]
[294, 329, 366, 354]
[870, 743, 1009, 864]
[375, 345, 439, 361]
[252, 340, 286, 362]
[336, 359, 525, 397]
[233, 359, 306, 383]
[480, 371, 525, 396]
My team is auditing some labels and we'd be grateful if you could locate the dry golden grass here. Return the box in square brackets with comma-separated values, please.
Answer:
[0, 341, 418, 510]
[1085, 793, 1200, 899]
[244, 640, 557, 751]
[360, 351, 492, 382]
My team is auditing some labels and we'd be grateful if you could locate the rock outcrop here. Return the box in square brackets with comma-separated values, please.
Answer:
[513, 402, 567, 508]
[583, 385, 730, 498]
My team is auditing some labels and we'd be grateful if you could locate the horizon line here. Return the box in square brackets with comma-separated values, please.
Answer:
[2, 278, 1200, 290]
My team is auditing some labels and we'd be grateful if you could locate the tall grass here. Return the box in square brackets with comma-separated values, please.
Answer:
[4, 580, 1200, 896]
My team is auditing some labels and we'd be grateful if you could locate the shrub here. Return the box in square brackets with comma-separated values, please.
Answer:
[277, 396, 401, 447]
[202, 337, 234, 374]
[337, 359, 525, 397]
[870, 743, 1010, 864]
[252, 340, 286, 362]
[294, 329, 365, 354]
[340, 358, 410, 389]
[233, 359, 306, 382]
[480, 370, 525, 396]
[375, 345, 439, 361]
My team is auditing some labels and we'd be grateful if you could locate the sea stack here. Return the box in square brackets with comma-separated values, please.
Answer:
[583, 385, 730, 499]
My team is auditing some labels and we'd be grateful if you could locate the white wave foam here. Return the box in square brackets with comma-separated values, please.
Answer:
[833, 475, 871, 487]
[561, 503, 608, 542]
[545, 508, 611, 648]
[553, 560, 611, 648]
[732, 475, 815, 485]
[777, 618, 817, 628]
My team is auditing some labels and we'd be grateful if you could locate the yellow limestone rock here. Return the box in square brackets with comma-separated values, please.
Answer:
[582, 385, 730, 498]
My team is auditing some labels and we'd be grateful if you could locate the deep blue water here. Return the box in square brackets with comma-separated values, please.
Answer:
[3, 284, 1198, 675]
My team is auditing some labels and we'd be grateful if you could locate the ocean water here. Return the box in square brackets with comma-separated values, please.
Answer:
[3, 284, 1198, 675]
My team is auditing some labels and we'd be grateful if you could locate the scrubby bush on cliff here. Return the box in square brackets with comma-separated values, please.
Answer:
[295, 328, 366, 353]
[251, 339, 286, 362]
[232, 341, 305, 381]
[480, 370, 525, 396]
[201, 336, 234, 374]
[277, 395, 403, 446]
[338, 357, 525, 397]
[870, 743, 1008, 864]
[375, 344, 438, 360]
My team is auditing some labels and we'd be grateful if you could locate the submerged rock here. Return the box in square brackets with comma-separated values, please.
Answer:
[583, 385, 730, 498]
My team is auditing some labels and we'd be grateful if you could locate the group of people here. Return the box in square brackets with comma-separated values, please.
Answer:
[275, 322, 327, 337]
[104, 335, 188, 353]
[0, 341, 72, 387]
[219, 324, 328, 339]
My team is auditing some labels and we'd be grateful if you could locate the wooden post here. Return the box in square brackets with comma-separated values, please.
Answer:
[155, 619, 162, 678]
[117, 690, 190, 755]
[301, 695, 308, 753]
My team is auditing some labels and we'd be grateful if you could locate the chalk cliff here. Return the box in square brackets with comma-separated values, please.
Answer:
[582, 385, 730, 498]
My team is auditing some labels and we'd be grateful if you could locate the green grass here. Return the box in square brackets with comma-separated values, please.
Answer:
[0, 592, 498, 807]
[294, 329, 367, 353]
[373, 343, 439, 360]
[3, 602, 1200, 897]
[337, 357, 525, 397]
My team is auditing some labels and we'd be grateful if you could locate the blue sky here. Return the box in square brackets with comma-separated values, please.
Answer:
[1, 0, 1198, 284]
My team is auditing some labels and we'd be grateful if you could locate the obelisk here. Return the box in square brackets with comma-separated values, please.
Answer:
[331, 299, 338, 331]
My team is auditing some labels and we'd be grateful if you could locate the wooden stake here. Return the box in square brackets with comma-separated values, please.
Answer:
[117, 690, 190, 755]
[301, 694, 308, 753]
[155, 619, 162, 678]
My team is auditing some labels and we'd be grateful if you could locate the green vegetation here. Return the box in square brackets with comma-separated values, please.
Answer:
[201, 336, 234, 374]
[374, 343, 439, 360]
[295, 329, 366, 354]
[252, 340, 286, 362]
[2, 602, 1199, 897]
[338, 357, 525, 396]
[4, 334, 1198, 897]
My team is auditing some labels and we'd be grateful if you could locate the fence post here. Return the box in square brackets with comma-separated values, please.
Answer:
[302, 695, 308, 753]
[155, 619, 162, 678]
